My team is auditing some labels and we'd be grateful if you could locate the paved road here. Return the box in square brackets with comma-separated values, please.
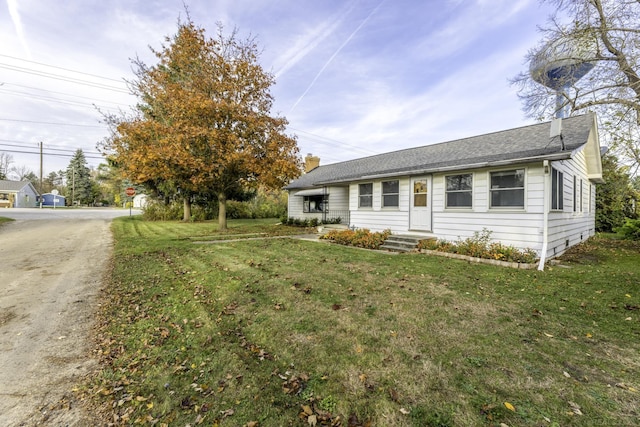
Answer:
[0, 208, 137, 426]
[0, 207, 140, 221]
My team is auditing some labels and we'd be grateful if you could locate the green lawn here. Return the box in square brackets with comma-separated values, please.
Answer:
[0, 216, 14, 225]
[87, 217, 640, 426]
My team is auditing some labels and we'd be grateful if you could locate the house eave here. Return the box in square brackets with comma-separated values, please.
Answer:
[314, 152, 574, 186]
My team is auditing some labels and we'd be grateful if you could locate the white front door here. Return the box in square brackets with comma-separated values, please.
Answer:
[410, 176, 431, 231]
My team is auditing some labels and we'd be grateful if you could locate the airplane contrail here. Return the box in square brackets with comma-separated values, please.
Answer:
[274, 3, 355, 80]
[7, 0, 32, 59]
[289, 0, 385, 113]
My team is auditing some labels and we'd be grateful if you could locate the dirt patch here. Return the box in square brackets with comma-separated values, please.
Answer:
[0, 219, 113, 426]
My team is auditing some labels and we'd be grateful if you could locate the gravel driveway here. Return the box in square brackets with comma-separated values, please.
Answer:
[0, 208, 137, 426]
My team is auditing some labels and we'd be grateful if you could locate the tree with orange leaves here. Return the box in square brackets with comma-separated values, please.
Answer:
[102, 18, 300, 229]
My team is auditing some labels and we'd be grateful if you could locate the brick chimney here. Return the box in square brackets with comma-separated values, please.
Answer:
[304, 153, 320, 173]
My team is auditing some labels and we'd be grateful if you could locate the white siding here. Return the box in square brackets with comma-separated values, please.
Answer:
[287, 186, 348, 222]
[546, 149, 596, 258]
[330, 187, 349, 210]
[432, 164, 544, 252]
[349, 179, 411, 233]
[288, 190, 304, 217]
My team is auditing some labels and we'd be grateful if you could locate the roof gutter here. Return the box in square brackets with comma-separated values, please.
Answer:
[315, 152, 574, 186]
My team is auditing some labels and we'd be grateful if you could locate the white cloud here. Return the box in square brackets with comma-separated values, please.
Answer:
[416, 0, 532, 60]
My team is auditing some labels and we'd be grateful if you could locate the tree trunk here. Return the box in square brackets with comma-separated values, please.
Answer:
[218, 192, 227, 231]
[183, 196, 192, 222]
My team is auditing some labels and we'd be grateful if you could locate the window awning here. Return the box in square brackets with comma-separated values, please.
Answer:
[293, 188, 329, 196]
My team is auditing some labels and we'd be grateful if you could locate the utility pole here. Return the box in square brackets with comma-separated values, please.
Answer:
[72, 166, 75, 207]
[39, 141, 43, 195]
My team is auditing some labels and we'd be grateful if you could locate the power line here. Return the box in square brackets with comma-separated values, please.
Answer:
[288, 126, 380, 156]
[0, 63, 129, 93]
[0, 118, 105, 128]
[0, 147, 104, 160]
[2, 82, 131, 107]
[0, 141, 102, 155]
[0, 54, 126, 83]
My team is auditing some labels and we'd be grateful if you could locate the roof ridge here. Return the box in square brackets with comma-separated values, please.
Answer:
[312, 113, 591, 169]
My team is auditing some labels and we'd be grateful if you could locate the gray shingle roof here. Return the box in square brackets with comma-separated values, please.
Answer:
[0, 180, 32, 192]
[286, 113, 595, 189]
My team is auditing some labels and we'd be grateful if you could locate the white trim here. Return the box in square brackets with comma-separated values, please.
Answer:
[294, 188, 330, 196]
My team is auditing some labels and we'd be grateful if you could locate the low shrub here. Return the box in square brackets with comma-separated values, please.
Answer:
[226, 200, 253, 219]
[320, 228, 391, 250]
[418, 228, 538, 264]
[142, 200, 184, 221]
[615, 218, 640, 240]
[282, 217, 337, 227]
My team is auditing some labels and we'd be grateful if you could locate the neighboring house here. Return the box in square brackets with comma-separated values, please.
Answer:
[0, 180, 39, 208]
[285, 113, 604, 261]
[133, 194, 148, 208]
[41, 193, 66, 207]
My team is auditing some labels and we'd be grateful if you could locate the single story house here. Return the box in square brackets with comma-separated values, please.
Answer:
[285, 113, 603, 262]
[0, 180, 39, 208]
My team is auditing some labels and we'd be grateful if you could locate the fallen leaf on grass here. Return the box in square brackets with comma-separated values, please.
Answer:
[399, 408, 410, 415]
[307, 414, 317, 426]
[504, 402, 516, 412]
[220, 408, 234, 417]
[568, 401, 583, 415]
[615, 382, 637, 392]
[543, 333, 554, 338]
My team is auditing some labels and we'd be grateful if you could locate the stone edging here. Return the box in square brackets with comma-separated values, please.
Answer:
[419, 249, 538, 270]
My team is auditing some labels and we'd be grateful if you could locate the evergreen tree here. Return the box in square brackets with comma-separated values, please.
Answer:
[596, 153, 639, 232]
[66, 149, 93, 206]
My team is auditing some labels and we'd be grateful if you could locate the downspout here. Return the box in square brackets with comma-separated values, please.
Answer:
[538, 160, 550, 271]
[323, 186, 327, 223]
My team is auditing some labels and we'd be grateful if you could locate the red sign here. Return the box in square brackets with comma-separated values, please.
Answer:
[125, 187, 136, 197]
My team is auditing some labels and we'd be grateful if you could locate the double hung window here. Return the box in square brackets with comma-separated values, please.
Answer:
[551, 167, 564, 210]
[490, 169, 525, 208]
[382, 180, 399, 207]
[445, 174, 472, 208]
[358, 183, 373, 208]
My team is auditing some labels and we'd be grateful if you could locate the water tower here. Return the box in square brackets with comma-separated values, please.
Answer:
[530, 36, 595, 118]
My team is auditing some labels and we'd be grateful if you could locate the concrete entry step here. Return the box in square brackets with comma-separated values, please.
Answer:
[380, 234, 436, 253]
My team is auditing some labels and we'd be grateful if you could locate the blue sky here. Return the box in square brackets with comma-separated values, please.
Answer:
[0, 0, 556, 177]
